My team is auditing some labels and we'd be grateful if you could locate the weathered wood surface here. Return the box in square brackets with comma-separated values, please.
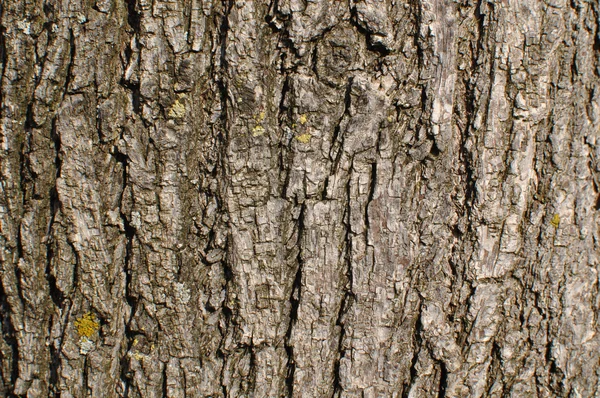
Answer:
[1, 0, 599, 396]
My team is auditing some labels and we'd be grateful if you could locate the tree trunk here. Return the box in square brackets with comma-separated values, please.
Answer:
[1, 0, 599, 396]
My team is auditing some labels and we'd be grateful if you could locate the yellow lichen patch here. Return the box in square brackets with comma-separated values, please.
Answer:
[387, 115, 395, 123]
[295, 133, 312, 144]
[75, 312, 100, 338]
[550, 213, 560, 228]
[254, 111, 266, 123]
[299, 114, 308, 125]
[252, 125, 266, 136]
[168, 99, 186, 119]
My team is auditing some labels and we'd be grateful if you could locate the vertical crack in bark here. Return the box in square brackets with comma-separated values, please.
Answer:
[82, 355, 90, 397]
[216, 2, 233, 396]
[47, 333, 60, 398]
[332, 170, 357, 398]
[278, 75, 292, 198]
[14, 215, 25, 309]
[365, 162, 377, 240]
[459, 98, 476, 225]
[114, 129, 136, 395]
[0, 282, 18, 397]
[46, 116, 62, 397]
[437, 361, 448, 398]
[403, 304, 423, 398]
[66, 240, 81, 300]
[217, 238, 232, 398]
[45, 186, 62, 306]
[122, 0, 142, 117]
[473, 0, 486, 66]
[584, 120, 600, 210]
[218, 350, 228, 398]
[589, 1, 600, 77]
[542, 281, 566, 398]
[62, 29, 75, 99]
[410, 0, 425, 82]
[331, 270, 346, 395]
[161, 362, 168, 398]
[329, 78, 353, 174]
[125, 0, 141, 34]
[248, 344, 257, 394]
[0, 3, 6, 103]
[284, 203, 304, 397]
[46, 117, 62, 308]
[485, 341, 503, 396]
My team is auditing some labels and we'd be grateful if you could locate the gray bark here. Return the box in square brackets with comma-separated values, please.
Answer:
[1, 0, 599, 397]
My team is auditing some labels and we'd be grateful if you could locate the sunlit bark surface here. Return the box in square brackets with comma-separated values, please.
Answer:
[1, 0, 600, 396]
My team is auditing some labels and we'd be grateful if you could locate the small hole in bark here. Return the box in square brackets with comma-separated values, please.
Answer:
[451, 225, 462, 238]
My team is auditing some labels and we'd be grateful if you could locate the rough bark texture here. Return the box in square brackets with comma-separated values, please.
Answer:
[1, 0, 600, 396]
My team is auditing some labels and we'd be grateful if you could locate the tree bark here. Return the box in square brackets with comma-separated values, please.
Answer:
[1, 0, 600, 396]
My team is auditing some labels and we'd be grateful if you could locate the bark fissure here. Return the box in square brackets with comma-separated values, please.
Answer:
[0, 3, 6, 103]
[404, 306, 424, 398]
[46, 116, 62, 307]
[0, 283, 18, 397]
[329, 78, 353, 175]
[332, 171, 357, 398]
[437, 361, 448, 398]
[216, 2, 234, 396]
[115, 131, 137, 396]
[62, 29, 75, 98]
[284, 203, 304, 397]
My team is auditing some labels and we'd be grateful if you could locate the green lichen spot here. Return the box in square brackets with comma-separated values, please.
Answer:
[75, 312, 100, 338]
[550, 214, 560, 228]
[168, 99, 186, 119]
[299, 114, 308, 125]
[295, 133, 312, 143]
[252, 125, 266, 136]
